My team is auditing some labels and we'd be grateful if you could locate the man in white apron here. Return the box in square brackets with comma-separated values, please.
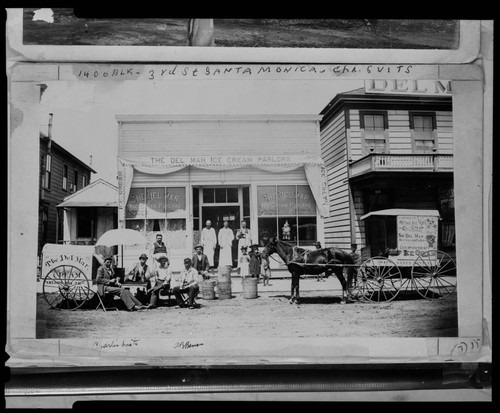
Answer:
[217, 220, 234, 268]
[200, 220, 217, 268]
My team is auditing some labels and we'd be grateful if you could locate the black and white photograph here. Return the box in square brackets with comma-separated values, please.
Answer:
[31, 73, 460, 340]
[5, 11, 492, 405]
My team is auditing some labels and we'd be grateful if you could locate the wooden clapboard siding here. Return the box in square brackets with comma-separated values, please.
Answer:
[119, 117, 320, 158]
[320, 110, 352, 249]
[38, 136, 94, 255]
[436, 111, 453, 153]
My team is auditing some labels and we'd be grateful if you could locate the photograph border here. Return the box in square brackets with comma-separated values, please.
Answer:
[6, 61, 491, 369]
[6, 11, 480, 65]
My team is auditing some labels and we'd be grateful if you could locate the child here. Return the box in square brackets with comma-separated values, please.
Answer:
[261, 254, 272, 286]
[248, 244, 261, 282]
[239, 246, 250, 279]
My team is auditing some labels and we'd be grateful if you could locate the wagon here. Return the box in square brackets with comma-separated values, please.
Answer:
[40, 243, 99, 310]
[40, 228, 153, 310]
[347, 209, 457, 303]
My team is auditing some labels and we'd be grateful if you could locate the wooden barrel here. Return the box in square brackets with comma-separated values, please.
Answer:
[242, 277, 258, 299]
[217, 280, 232, 300]
[201, 280, 216, 300]
[218, 265, 232, 280]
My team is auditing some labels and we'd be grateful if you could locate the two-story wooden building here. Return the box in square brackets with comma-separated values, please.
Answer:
[116, 114, 329, 271]
[319, 81, 455, 259]
[39, 117, 96, 256]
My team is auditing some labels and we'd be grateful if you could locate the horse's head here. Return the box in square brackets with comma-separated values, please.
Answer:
[261, 237, 278, 258]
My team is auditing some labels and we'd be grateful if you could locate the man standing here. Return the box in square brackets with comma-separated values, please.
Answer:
[173, 258, 201, 309]
[192, 245, 210, 279]
[150, 233, 168, 270]
[96, 256, 148, 311]
[217, 220, 234, 268]
[200, 220, 217, 268]
[236, 220, 251, 269]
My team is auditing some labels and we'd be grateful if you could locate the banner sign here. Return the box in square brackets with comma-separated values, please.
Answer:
[365, 79, 452, 96]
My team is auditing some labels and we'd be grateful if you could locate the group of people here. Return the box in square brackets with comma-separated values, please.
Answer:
[199, 219, 253, 269]
[96, 245, 208, 311]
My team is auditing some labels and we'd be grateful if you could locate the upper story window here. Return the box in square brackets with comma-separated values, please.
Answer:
[41, 154, 52, 189]
[410, 112, 437, 153]
[82, 174, 88, 188]
[360, 111, 388, 154]
[74, 170, 79, 191]
[62, 164, 69, 190]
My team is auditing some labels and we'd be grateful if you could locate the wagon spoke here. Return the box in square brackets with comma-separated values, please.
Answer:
[46, 291, 65, 308]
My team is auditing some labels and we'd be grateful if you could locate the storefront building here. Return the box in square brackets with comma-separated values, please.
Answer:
[117, 115, 328, 271]
[319, 81, 455, 259]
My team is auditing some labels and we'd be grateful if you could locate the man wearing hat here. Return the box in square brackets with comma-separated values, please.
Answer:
[147, 253, 172, 309]
[172, 258, 201, 309]
[248, 244, 261, 280]
[96, 255, 149, 311]
[125, 253, 152, 283]
[192, 245, 210, 279]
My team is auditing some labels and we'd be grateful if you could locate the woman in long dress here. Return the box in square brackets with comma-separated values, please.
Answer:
[236, 220, 251, 268]
[217, 220, 234, 267]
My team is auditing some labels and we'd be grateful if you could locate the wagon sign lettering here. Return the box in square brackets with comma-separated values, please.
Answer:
[42, 251, 92, 279]
[396, 215, 438, 266]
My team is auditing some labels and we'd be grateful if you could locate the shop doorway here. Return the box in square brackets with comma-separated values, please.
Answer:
[202, 205, 240, 268]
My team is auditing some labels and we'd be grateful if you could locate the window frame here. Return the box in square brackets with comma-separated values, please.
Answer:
[42, 154, 52, 189]
[409, 111, 438, 153]
[62, 164, 69, 191]
[257, 184, 317, 247]
[359, 110, 389, 155]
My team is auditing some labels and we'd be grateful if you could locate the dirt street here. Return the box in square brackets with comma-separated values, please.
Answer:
[36, 277, 458, 339]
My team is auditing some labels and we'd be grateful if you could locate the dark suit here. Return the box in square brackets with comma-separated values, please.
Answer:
[192, 253, 210, 275]
[96, 265, 141, 310]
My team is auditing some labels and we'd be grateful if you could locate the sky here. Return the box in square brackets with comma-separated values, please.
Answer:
[39, 77, 364, 184]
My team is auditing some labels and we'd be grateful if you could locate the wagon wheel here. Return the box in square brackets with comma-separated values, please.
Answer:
[42, 265, 93, 310]
[349, 257, 402, 303]
[411, 250, 457, 300]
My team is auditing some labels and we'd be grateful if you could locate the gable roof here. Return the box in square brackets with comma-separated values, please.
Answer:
[40, 132, 97, 174]
[57, 178, 118, 208]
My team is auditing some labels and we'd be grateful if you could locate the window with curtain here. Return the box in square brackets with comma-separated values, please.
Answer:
[125, 186, 187, 250]
[360, 111, 388, 154]
[410, 112, 437, 153]
[257, 185, 317, 247]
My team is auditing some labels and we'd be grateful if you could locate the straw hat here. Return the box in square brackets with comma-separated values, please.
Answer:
[155, 253, 169, 261]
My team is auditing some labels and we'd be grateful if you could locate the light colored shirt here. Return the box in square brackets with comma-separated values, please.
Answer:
[218, 227, 234, 247]
[201, 227, 217, 247]
[179, 267, 201, 288]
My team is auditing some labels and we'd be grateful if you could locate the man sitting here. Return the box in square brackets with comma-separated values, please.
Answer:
[125, 253, 151, 283]
[173, 258, 201, 309]
[192, 244, 210, 280]
[96, 255, 149, 311]
[146, 253, 172, 309]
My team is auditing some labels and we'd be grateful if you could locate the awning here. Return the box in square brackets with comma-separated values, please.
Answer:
[58, 200, 117, 207]
[118, 155, 330, 218]
[360, 209, 440, 220]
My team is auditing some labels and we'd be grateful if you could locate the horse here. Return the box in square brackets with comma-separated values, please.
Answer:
[261, 237, 354, 305]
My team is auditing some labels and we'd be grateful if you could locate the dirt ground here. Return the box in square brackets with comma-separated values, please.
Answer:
[36, 277, 458, 339]
[22, 11, 459, 49]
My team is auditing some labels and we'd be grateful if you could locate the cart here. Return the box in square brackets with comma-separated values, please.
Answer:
[347, 209, 457, 303]
[41, 243, 98, 310]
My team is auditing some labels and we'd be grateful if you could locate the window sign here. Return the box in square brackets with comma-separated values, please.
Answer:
[297, 185, 316, 215]
[257, 186, 277, 216]
[277, 185, 297, 216]
[166, 187, 186, 213]
[126, 188, 146, 219]
[146, 187, 166, 219]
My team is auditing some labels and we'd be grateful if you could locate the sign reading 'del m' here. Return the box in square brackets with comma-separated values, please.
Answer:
[365, 79, 452, 96]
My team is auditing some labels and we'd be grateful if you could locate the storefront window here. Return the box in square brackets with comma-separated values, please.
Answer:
[257, 185, 317, 246]
[126, 186, 187, 250]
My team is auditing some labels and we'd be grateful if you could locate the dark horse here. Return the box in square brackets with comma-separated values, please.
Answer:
[262, 237, 354, 304]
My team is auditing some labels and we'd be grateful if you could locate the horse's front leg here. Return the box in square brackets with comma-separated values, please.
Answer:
[336, 270, 349, 304]
[290, 272, 300, 304]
